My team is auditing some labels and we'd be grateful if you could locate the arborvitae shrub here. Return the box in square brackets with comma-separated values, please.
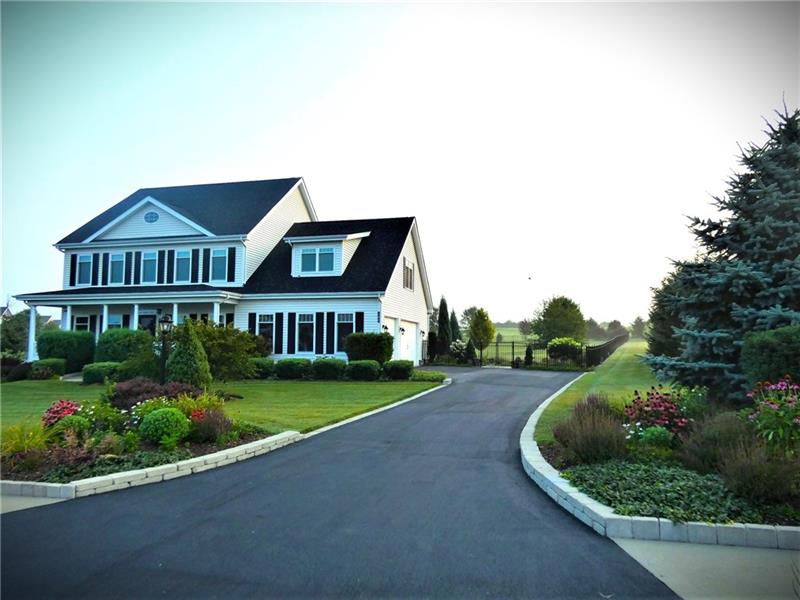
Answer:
[166, 319, 212, 388]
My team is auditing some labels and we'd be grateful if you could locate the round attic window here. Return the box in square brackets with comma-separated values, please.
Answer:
[144, 211, 160, 224]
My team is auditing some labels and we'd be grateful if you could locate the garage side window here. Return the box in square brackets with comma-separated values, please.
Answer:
[336, 313, 354, 352]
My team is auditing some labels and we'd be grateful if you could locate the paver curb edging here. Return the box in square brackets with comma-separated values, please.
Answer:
[1, 430, 303, 500]
[519, 374, 800, 551]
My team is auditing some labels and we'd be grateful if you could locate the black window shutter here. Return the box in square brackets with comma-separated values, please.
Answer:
[122, 314, 130, 328]
[355, 312, 365, 333]
[202, 249, 211, 283]
[326, 312, 335, 354]
[287, 312, 296, 354]
[133, 251, 142, 285]
[274, 313, 284, 354]
[190, 249, 200, 283]
[101, 253, 109, 285]
[226, 313, 234, 326]
[166, 250, 175, 283]
[99, 315, 103, 332]
[227, 247, 236, 282]
[157, 250, 165, 284]
[69, 254, 77, 286]
[248, 312, 257, 335]
[89, 314, 97, 333]
[315, 313, 324, 354]
[124, 252, 133, 285]
[91, 253, 100, 286]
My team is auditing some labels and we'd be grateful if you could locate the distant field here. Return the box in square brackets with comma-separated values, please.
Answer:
[485, 325, 607, 347]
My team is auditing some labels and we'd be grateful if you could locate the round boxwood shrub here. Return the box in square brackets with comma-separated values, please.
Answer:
[383, 360, 414, 380]
[275, 358, 311, 380]
[344, 333, 394, 364]
[547, 337, 583, 361]
[345, 360, 381, 381]
[139, 408, 190, 444]
[249, 357, 275, 379]
[312, 358, 346, 380]
[82, 362, 121, 385]
[740, 325, 800, 386]
[32, 358, 67, 377]
[95, 329, 153, 363]
[36, 330, 95, 373]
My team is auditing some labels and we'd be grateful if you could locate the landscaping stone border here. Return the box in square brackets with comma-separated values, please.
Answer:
[1, 378, 452, 502]
[519, 375, 800, 551]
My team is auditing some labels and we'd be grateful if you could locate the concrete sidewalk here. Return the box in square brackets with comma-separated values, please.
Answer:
[615, 537, 798, 599]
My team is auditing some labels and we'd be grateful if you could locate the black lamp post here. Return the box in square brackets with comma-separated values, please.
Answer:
[158, 314, 174, 384]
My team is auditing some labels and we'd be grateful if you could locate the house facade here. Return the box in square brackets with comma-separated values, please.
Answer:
[17, 178, 433, 365]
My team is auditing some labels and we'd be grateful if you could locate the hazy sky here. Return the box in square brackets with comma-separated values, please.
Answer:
[3, 2, 799, 322]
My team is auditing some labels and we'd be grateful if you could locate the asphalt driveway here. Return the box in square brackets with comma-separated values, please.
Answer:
[2, 368, 675, 599]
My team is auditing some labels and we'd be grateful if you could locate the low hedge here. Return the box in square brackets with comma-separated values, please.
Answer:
[37, 330, 95, 373]
[82, 361, 121, 384]
[344, 333, 394, 364]
[312, 358, 346, 380]
[249, 357, 275, 379]
[95, 329, 153, 363]
[410, 370, 447, 382]
[32, 358, 66, 377]
[345, 360, 381, 381]
[383, 360, 414, 380]
[275, 358, 311, 380]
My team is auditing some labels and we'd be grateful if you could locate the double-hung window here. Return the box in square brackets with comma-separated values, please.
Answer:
[403, 258, 414, 290]
[76, 255, 92, 285]
[300, 248, 334, 274]
[74, 316, 89, 331]
[297, 314, 314, 352]
[336, 313, 354, 352]
[107, 314, 122, 329]
[211, 248, 227, 281]
[258, 314, 274, 352]
[175, 250, 191, 282]
[109, 253, 124, 285]
[142, 251, 158, 283]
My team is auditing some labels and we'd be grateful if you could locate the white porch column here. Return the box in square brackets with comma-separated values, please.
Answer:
[131, 304, 139, 330]
[63, 306, 72, 331]
[212, 302, 221, 325]
[26, 305, 38, 362]
[172, 303, 179, 324]
[101, 304, 109, 333]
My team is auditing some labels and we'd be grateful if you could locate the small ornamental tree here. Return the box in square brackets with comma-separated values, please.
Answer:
[450, 310, 461, 342]
[192, 321, 256, 381]
[630, 317, 647, 339]
[532, 296, 587, 344]
[166, 318, 212, 388]
[518, 319, 534, 337]
[436, 297, 451, 356]
[586, 318, 607, 341]
[464, 338, 477, 364]
[606, 320, 628, 339]
[460, 307, 478, 332]
[468, 308, 495, 364]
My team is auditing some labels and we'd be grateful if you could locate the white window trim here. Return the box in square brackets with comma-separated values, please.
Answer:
[296, 313, 315, 353]
[403, 257, 415, 291]
[299, 247, 335, 275]
[141, 251, 158, 284]
[210, 248, 229, 282]
[74, 315, 90, 330]
[76, 254, 92, 287]
[108, 253, 125, 286]
[107, 314, 123, 329]
[174, 249, 192, 283]
[336, 313, 355, 353]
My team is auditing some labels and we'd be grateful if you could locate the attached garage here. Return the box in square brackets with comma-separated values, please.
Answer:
[399, 320, 418, 363]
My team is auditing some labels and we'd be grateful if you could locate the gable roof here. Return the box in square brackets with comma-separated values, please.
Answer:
[58, 178, 303, 244]
[242, 217, 415, 294]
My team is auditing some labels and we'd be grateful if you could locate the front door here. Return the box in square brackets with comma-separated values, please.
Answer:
[139, 314, 156, 335]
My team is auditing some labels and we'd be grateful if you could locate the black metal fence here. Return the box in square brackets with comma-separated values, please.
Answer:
[585, 333, 630, 367]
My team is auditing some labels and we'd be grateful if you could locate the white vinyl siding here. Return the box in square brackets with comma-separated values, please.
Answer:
[97, 200, 202, 240]
[243, 185, 312, 282]
[341, 238, 362, 272]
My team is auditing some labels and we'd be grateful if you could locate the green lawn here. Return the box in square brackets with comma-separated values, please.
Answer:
[534, 340, 658, 443]
[0, 379, 437, 434]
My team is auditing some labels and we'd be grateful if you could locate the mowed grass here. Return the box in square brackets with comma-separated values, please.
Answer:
[1, 379, 438, 434]
[489, 326, 608, 346]
[534, 340, 658, 443]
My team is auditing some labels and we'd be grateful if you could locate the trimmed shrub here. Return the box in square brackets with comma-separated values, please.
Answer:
[344, 333, 394, 364]
[464, 339, 476, 364]
[30, 366, 55, 380]
[546, 337, 582, 361]
[740, 325, 800, 386]
[718, 440, 800, 503]
[345, 360, 381, 381]
[524, 344, 533, 367]
[5, 362, 32, 382]
[1, 351, 24, 381]
[82, 362, 121, 384]
[32, 358, 66, 377]
[312, 358, 346, 381]
[249, 357, 275, 379]
[42, 400, 80, 428]
[117, 344, 160, 382]
[193, 321, 256, 381]
[275, 358, 311, 380]
[553, 395, 626, 464]
[166, 319, 212, 387]
[679, 411, 754, 474]
[139, 408, 190, 445]
[383, 360, 414, 380]
[410, 370, 447, 382]
[36, 330, 95, 373]
[95, 329, 153, 363]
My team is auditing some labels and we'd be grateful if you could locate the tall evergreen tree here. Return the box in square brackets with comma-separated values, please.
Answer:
[630, 317, 647, 338]
[646, 268, 685, 357]
[436, 297, 452, 355]
[449, 310, 461, 342]
[646, 108, 800, 400]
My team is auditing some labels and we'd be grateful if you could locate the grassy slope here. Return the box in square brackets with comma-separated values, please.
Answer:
[1, 379, 436, 433]
[534, 340, 658, 443]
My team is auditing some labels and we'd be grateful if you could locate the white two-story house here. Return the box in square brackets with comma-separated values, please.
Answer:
[17, 178, 433, 365]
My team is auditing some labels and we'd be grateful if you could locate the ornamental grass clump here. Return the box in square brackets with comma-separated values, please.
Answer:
[718, 439, 800, 503]
[553, 394, 627, 464]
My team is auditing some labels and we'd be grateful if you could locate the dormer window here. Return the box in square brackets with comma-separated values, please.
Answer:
[301, 248, 334, 273]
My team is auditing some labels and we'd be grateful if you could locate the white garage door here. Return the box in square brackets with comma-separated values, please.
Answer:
[400, 320, 418, 363]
